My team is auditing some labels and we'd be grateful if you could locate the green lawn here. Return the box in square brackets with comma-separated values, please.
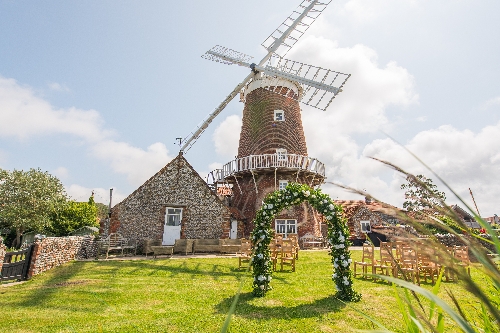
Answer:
[0, 250, 491, 332]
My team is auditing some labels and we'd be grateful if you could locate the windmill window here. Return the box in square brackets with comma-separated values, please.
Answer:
[279, 180, 288, 191]
[274, 110, 285, 121]
[276, 148, 287, 161]
[165, 208, 183, 226]
[360, 220, 371, 233]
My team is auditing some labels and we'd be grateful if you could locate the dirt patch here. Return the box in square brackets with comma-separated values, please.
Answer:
[52, 280, 92, 288]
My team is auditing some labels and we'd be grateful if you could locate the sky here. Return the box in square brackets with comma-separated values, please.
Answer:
[1, 0, 499, 217]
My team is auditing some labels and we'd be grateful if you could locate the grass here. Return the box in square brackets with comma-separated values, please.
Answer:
[0, 250, 494, 333]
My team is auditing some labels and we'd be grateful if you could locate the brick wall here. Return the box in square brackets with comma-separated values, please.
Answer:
[27, 236, 97, 278]
[109, 154, 231, 249]
[238, 87, 308, 157]
[232, 172, 323, 240]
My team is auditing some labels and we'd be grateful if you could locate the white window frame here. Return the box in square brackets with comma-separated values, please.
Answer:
[279, 180, 288, 191]
[276, 148, 287, 161]
[165, 207, 183, 226]
[274, 110, 285, 122]
[275, 219, 296, 238]
[360, 220, 371, 233]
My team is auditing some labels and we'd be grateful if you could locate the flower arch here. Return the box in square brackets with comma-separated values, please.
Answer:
[251, 183, 361, 302]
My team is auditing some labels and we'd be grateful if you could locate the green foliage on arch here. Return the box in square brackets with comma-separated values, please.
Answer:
[251, 183, 361, 302]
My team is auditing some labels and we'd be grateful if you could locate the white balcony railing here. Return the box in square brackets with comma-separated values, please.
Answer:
[207, 154, 325, 184]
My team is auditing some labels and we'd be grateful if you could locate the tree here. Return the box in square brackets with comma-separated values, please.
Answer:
[48, 195, 98, 236]
[401, 174, 446, 216]
[0, 168, 67, 247]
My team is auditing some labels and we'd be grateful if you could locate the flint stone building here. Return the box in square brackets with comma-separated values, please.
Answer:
[107, 153, 231, 247]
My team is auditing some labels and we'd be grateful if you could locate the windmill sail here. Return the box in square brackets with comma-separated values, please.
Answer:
[261, 0, 332, 58]
[203, 46, 350, 111]
[179, 0, 335, 153]
[260, 55, 350, 111]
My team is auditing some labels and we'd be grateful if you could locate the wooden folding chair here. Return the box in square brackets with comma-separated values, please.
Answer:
[354, 244, 376, 278]
[280, 240, 296, 272]
[269, 241, 279, 271]
[454, 246, 471, 277]
[288, 234, 299, 259]
[417, 245, 441, 284]
[238, 239, 252, 269]
[400, 247, 420, 285]
[375, 242, 397, 277]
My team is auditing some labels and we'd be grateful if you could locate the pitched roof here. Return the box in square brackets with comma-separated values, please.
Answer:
[334, 200, 402, 218]
[114, 152, 226, 210]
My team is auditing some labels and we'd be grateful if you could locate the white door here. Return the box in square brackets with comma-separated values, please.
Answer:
[230, 219, 238, 239]
[163, 208, 182, 245]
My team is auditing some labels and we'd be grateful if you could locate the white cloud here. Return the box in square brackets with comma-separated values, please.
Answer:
[0, 75, 175, 189]
[286, 36, 417, 192]
[52, 166, 69, 180]
[0, 76, 110, 142]
[66, 184, 127, 207]
[340, 122, 500, 216]
[481, 96, 500, 110]
[340, 0, 420, 24]
[91, 140, 173, 186]
[48, 82, 70, 92]
[291, 36, 417, 138]
[212, 115, 241, 158]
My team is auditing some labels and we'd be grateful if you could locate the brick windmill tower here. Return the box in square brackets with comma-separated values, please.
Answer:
[179, 0, 350, 240]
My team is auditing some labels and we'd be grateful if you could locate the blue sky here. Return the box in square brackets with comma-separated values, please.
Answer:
[1, 0, 499, 217]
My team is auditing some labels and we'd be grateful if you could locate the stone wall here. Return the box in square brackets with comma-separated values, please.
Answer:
[27, 236, 97, 278]
[109, 154, 231, 249]
[0, 238, 6, 273]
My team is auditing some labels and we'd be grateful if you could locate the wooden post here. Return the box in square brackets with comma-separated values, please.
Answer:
[0, 241, 6, 273]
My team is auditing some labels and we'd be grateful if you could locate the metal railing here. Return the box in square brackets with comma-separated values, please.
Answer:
[207, 154, 325, 184]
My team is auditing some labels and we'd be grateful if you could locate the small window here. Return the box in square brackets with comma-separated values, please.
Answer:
[276, 148, 287, 161]
[360, 220, 371, 233]
[274, 110, 285, 121]
[165, 208, 183, 226]
[275, 219, 296, 238]
[279, 180, 288, 191]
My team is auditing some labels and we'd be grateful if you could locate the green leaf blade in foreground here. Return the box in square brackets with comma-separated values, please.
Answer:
[374, 275, 476, 333]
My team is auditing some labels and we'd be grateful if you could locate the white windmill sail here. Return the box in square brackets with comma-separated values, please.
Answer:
[262, 0, 332, 59]
[203, 47, 350, 111]
[179, 0, 333, 153]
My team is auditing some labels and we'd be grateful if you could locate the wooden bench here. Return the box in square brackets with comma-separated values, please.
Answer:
[219, 239, 242, 254]
[151, 246, 174, 258]
[193, 239, 220, 253]
[97, 233, 136, 259]
[173, 239, 194, 255]
[143, 239, 161, 257]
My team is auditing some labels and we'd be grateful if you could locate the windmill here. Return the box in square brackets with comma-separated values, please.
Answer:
[180, 0, 350, 239]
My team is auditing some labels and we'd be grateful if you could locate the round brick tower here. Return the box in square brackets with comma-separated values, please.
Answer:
[230, 78, 324, 237]
[237, 77, 308, 157]
[210, 76, 326, 241]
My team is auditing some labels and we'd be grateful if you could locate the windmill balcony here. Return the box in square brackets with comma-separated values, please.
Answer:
[207, 153, 325, 184]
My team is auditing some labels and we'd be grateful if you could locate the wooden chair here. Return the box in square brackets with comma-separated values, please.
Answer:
[375, 242, 396, 277]
[288, 234, 300, 259]
[280, 240, 296, 271]
[400, 247, 420, 285]
[395, 241, 410, 262]
[269, 242, 279, 271]
[275, 234, 284, 248]
[454, 246, 471, 277]
[238, 239, 253, 269]
[417, 245, 441, 284]
[354, 244, 376, 278]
